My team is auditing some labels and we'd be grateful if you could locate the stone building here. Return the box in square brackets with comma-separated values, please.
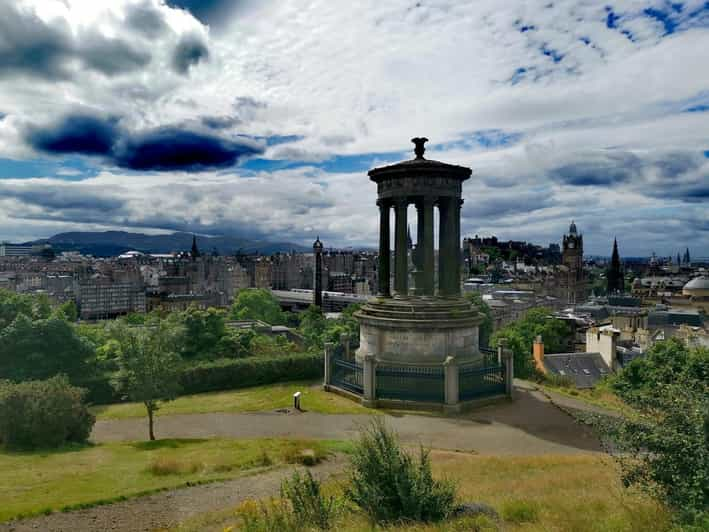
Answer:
[561, 221, 587, 304]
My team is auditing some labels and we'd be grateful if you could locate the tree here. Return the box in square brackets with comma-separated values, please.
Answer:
[230, 289, 286, 325]
[465, 292, 492, 348]
[55, 300, 78, 322]
[112, 323, 183, 440]
[600, 340, 709, 524]
[491, 307, 571, 377]
[0, 314, 94, 382]
[180, 306, 226, 358]
[298, 305, 327, 349]
[0, 289, 50, 330]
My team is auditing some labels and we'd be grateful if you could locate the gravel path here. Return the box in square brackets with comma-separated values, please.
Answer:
[91, 387, 603, 455]
[0, 458, 347, 532]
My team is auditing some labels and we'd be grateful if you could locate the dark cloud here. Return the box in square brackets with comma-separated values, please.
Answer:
[201, 115, 242, 130]
[113, 127, 259, 171]
[550, 153, 642, 186]
[166, 0, 235, 27]
[172, 34, 209, 73]
[26, 113, 263, 172]
[463, 190, 556, 219]
[0, 185, 125, 213]
[26, 114, 120, 156]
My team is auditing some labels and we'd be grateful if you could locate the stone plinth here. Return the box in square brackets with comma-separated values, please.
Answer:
[355, 297, 484, 366]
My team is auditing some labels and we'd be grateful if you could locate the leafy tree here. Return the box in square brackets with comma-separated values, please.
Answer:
[491, 307, 571, 377]
[230, 289, 286, 325]
[0, 314, 94, 382]
[215, 328, 255, 358]
[179, 306, 226, 358]
[55, 300, 78, 322]
[598, 341, 709, 524]
[0, 289, 50, 329]
[299, 305, 327, 349]
[111, 323, 183, 440]
[465, 292, 492, 348]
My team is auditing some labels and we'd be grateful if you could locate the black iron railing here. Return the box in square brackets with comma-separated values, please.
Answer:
[459, 363, 505, 401]
[331, 352, 363, 394]
[376, 365, 445, 403]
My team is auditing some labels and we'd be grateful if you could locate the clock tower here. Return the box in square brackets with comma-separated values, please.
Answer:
[561, 221, 586, 304]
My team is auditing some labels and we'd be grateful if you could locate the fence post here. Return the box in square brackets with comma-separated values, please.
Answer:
[502, 348, 514, 398]
[323, 342, 334, 388]
[341, 333, 351, 358]
[497, 337, 507, 365]
[362, 354, 376, 407]
[443, 356, 460, 412]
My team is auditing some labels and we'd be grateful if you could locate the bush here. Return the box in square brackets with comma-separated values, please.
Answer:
[345, 419, 457, 524]
[281, 470, 338, 530]
[179, 352, 323, 396]
[0, 375, 95, 450]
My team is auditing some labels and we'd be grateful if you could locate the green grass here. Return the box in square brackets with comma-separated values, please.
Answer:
[92, 381, 372, 420]
[0, 437, 349, 523]
[176, 452, 674, 532]
[539, 380, 634, 416]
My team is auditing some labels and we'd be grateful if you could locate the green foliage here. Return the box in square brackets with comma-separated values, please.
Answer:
[179, 352, 323, 396]
[501, 500, 540, 524]
[0, 375, 95, 450]
[0, 314, 94, 382]
[346, 419, 457, 524]
[179, 307, 227, 358]
[0, 289, 50, 329]
[299, 305, 327, 349]
[465, 292, 493, 348]
[249, 334, 297, 357]
[215, 328, 256, 358]
[280, 470, 338, 530]
[111, 322, 183, 440]
[298, 303, 361, 351]
[240, 499, 299, 532]
[55, 300, 78, 322]
[600, 340, 709, 524]
[491, 307, 571, 378]
[231, 289, 286, 325]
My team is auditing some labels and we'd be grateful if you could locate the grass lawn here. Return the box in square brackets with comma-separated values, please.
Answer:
[0, 437, 350, 523]
[539, 380, 634, 416]
[92, 381, 372, 420]
[177, 452, 672, 532]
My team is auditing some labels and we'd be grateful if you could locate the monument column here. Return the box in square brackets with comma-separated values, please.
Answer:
[451, 198, 463, 297]
[422, 196, 435, 295]
[394, 198, 409, 295]
[377, 200, 391, 297]
[438, 197, 456, 296]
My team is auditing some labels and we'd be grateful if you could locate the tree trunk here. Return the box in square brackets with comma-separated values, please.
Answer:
[146, 403, 155, 441]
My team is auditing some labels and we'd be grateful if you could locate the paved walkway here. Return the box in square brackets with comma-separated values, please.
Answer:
[92, 386, 603, 455]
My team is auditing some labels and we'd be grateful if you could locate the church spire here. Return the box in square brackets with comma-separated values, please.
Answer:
[190, 234, 200, 260]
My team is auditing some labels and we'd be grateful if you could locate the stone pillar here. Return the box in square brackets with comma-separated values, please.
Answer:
[394, 199, 409, 296]
[438, 198, 457, 296]
[502, 348, 514, 398]
[422, 197, 435, 296]
[497, 337, 506, 365]
[452, 199, 462, 296]
[323, 342, 334, 387]
[341, 333, 351, 358]
[443, 356, 459, 407]
[362, 354, 377, 407]
[377, 200, 391, 297]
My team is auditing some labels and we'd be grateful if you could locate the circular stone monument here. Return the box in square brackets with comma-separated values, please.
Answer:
[355, 138, 484, 367]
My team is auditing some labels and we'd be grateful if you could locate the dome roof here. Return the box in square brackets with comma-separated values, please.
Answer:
[684, 277, 709, 291]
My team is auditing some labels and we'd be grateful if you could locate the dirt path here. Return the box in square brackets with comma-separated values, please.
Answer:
[0, 458, 347, 532]
[91, 387, 603, 455]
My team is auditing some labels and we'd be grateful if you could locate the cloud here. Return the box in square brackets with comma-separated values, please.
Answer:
[26, 113, 262, 171]
[550, 152, 642, 186]
[172, 34, 209, 73]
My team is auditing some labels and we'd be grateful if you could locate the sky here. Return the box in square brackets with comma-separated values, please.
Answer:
[0, 0, 707, 257]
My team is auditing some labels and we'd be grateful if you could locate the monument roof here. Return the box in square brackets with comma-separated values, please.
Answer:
[368, 138, 471, 182]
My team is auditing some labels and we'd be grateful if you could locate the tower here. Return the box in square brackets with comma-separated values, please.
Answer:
[312, 236, 323, 307]
[607, 238, 624, 294]
[562, 221, 585, 304]
[190, 234, 200, 260]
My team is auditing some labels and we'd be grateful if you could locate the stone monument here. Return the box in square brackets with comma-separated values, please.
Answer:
[355, 138, 484, 367]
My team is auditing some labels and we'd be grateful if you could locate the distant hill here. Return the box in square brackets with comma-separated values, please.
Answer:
[25, 231, 310, 257]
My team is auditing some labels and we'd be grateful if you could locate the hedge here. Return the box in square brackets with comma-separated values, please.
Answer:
[81, 352, 324, 405]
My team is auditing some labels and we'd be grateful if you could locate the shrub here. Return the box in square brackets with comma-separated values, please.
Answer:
[147, 457, 201, 476]
[0, 375, 95, 450]
[345, 418, 457, 524]
[239, 499, 298, 532]
[281, 470, 338, 530]
[179, 352, 323, 396]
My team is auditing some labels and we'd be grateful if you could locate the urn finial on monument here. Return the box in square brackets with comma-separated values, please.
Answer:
[411, 137, 428, 159]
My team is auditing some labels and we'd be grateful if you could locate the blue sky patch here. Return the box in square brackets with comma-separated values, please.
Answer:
[0, 157, 98, 181]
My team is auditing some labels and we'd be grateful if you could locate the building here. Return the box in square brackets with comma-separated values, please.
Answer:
[561, 221, 587, 304]
[0, 243, 35, 257]
[77, 278, 146, 320]
[313, 237, 323, 307]
[606, 238, 624, 294]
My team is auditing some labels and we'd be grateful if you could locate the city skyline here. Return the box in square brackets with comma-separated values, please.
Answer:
[0, 1, 707, 256]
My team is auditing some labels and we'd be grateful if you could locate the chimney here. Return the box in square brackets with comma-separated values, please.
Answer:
[533, 335, 545, 373]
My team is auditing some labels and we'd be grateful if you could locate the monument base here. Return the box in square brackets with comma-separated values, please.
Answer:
[354, 296, 484, 365]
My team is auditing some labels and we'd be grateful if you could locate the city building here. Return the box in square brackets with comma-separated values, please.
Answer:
[561, 221, 587, 304]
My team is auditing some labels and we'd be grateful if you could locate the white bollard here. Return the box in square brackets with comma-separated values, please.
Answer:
[293, 391, 302, 411]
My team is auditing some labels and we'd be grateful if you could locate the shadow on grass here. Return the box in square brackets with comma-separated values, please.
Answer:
[131, 438, 210, 451]
[0, 441, 95, 457]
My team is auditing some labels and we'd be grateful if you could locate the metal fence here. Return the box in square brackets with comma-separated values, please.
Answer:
[376, 365, 445, 403]
[331, 352, 363, 395]
[480, 347, 498, 366]
[459, 363, 505, 401]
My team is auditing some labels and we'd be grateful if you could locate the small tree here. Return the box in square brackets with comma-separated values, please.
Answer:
[231, 289, 286, 325]
[112, 323, 182, 440]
